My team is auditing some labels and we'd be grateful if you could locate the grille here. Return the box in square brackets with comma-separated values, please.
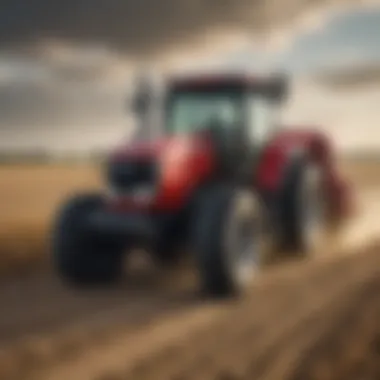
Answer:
[107, 160, 156, 194]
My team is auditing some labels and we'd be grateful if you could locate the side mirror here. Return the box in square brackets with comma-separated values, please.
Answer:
[269, 74, 289, 102]
[128, 74, 154, 115]
[130, 92, 150, 115]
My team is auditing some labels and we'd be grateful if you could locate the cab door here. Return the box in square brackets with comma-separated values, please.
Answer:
[244, 93, 279, 185]
[246, 93, 277, 147]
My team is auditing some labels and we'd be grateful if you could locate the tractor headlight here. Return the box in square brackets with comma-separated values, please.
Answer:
[105, 159, 157, 201]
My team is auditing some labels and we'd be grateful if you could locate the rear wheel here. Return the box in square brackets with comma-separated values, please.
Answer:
[191, 186, 268, 298]
[277, 157, 330, 255]
[52, 193, 124, 286]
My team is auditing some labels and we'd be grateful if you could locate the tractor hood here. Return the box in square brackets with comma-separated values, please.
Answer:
[107, 133, 215, 211]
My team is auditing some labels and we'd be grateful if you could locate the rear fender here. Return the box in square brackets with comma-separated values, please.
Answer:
[256, 130, 334, 192]
[256, 129, 353, 218]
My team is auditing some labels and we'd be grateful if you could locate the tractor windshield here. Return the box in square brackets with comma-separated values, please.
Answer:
[165, 90, 244, 135]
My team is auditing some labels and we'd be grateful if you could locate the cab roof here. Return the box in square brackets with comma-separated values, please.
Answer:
[167, 71, 288, 99]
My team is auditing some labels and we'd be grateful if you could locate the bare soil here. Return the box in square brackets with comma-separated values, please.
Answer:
[0, 159, 379, 380]
[0, 243, 380, 380]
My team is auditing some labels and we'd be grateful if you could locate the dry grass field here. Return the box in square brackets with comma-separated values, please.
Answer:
[0, 164, 101, 276]
[0, 158, 379, 277]
[339, 157, 380, 187]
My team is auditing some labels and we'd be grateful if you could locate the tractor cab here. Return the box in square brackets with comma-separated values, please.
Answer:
[131, 72, 287, 143]
[129, 72, 288, 176]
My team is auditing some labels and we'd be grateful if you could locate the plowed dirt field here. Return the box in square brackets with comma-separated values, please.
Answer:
[0, 159, 379, 380]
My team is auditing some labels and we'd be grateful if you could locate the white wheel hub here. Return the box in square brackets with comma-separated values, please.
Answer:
[224, 191, 266, 288]
[300, 165, 326, 253]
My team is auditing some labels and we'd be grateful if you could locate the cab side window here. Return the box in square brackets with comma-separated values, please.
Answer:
[247, 95, 275, 146]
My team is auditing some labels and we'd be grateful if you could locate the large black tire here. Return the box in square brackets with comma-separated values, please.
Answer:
[52, 193, 124, 286]
[191, 186, 268, 298]
[276, 156, 329, 255]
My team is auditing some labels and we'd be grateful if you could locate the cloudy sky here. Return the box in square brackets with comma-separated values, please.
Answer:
[281, 6, 380, 72]
[0, 1, 379, 153]
[196, 5, 380, 73]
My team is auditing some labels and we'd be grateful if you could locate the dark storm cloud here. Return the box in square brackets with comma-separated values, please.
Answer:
[0, 0, 370, 145]
[0, 0, 256, 55]
[0, 0, 354, 56]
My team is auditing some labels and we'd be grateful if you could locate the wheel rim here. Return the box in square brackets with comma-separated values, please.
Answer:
[225, 193, 263, 288]
[234, 214, 259, 285]
[300, 167, 326, 252]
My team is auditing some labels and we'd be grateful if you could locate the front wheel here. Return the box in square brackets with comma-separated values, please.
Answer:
[191, 186, 269, 298]
[52, 193, 124, 286]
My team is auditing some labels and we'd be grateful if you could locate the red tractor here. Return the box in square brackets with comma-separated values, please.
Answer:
[52, 72, 352, 298]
